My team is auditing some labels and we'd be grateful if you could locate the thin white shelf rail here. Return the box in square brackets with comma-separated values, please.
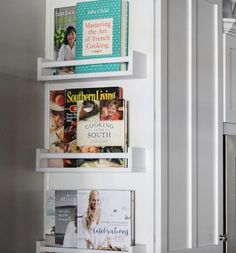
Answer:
[37, 51, 146, 81]
[36, 241, 146, 253]
[223, 18, 236, 35]
[36, 147, 146, 173]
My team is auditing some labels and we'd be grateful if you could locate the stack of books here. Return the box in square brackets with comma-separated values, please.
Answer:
[45, 189, 135, 251]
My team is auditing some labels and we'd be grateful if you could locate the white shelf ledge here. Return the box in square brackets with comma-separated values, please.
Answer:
[36, 147, 146, 173]
[223, 18, 236, 35]
[36, 241, 146, 253]
[37, 51, 146, 81]
[223, 122, 236, 135]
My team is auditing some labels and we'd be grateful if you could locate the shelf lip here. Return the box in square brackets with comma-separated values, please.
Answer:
[36, 167, 133, 173]
[37, 51, 146, 81]
[37, 70, 132, 81]
[36, 147, 146, 173]
[223, 122, 236, 135]
[40, 55, 131, 68]
[223, 18, 236, 35]
[36, 241, 146, 253]
[38, 149, 130, 159]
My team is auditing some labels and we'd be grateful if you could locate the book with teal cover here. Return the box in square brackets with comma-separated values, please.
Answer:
[75, 0, 128, 74]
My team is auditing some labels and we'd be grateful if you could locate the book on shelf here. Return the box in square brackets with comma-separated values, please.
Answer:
[55, 190, 78, 247]
[54, 6, 76, 74]
[77, 190, 135, 251]
[45, 190, 56, 246]
[75, 0, 129, 74]
[49, 90, 77, 168]
[77, 98, 128, 167]
[48, 88, 125, 169]
[49, 90, 64, 168]
[46, 189, 134, 251]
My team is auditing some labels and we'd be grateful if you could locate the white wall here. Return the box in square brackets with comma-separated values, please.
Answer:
[0, 0, 46, 252]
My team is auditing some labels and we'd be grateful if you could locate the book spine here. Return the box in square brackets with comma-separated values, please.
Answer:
[131, 190, 135, 246]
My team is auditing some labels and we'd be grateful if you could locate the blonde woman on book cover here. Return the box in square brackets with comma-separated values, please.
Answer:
[81, 190, 112, 250]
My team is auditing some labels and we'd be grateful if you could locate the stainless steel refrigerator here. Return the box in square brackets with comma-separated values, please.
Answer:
[223, 135, 236, 252]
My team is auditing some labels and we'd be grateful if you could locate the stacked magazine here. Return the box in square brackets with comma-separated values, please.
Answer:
[49, 86, 128, 168]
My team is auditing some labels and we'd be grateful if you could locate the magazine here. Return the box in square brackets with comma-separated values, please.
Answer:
[64, 87, 123, 154]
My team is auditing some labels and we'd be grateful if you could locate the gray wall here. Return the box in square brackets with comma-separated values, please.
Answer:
[0, 0, 45, 79]
[0, 0, 46, 252]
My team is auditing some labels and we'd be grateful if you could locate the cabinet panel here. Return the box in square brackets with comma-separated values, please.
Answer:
[224, 33, 236, 123]
[229, 49, 236, 111]
[167, 0, 190, 250]
[165, 0, 223, 252]
[196, 0, 222, 247]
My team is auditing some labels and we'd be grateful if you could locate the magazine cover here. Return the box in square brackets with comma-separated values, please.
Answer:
[75, 0, 129, 73]
[77, 190, 134, 251]
[64, 87, 123, 154]
[54, 6, 76, 74]
[49, 90, 77, 168]
[55, 190, 78, 247]
[45, 190, 56, 246]
[76, 99, 127, 167]
[49, 90, 64, 155]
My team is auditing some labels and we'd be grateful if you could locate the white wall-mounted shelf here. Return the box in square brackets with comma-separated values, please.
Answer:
[223, 122, 236, 135]
[223, 18, 236, 35]
[37, 51, 146, 81]
[36, 241, 146, 253]
[36, 147, 146, 173]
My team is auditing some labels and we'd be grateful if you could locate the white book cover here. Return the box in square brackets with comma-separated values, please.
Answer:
[77, 190, 134, 251]
[76, 99, 128, 168]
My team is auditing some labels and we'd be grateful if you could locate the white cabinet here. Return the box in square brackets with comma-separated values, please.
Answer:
[223, 19, 236, 134]
[160, 0, 223, 252]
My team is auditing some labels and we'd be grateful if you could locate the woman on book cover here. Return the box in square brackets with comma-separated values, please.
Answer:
[81, 190, 112, 250]
[100, 100, 123, 121]
[57, 26, 76, 73]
